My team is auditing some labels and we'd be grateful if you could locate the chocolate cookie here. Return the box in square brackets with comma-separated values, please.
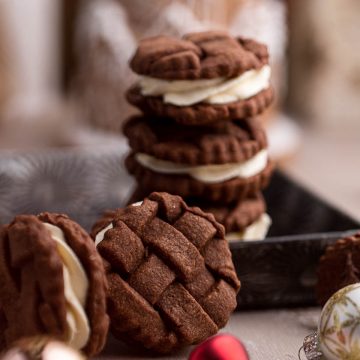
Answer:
[127, 31, 273, 125]
[124, 115, 273, 202]
[123, 115, 267, 165]
[125, 153, 273, 203]
[130, 31, 269, 80]
[0, 307, 6, 350]
[91, 192, 240, 354]
[0, 337, 85, 360]
[0, 213, 109, 357]
[316, 232, 360, 306]
[189, 194, 270, 241]
[126, 86, 274, 126]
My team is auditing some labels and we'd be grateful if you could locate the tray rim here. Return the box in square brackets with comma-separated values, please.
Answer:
[229, 170, 360, 245]
[230, 229, 360, 249]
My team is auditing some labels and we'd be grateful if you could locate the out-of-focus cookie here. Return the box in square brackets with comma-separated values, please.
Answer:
[316, 232, 360, 306]
[91, 192, 240, 354]
[127, 31, 274, 125]
[0, 213, 109, 357]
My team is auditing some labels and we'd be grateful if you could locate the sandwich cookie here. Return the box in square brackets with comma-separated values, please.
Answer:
[188, 194, 271, 241]
[124, 116, 273, 203]
[0, 213, 109, 357]
[91, 192, 240, 354]
[127, 31, 274, 125]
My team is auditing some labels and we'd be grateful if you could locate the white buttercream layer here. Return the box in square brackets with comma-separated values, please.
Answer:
[95, 202, 142, 247]
[42, 341, 85, 360]
[226, 213, 272, 241]
[132, 201, 143, 207]
[139, 65, 271, 106]
[43, 223, 90, 350]
[95, 223, 113, 247]
[135, 149, 268, 184]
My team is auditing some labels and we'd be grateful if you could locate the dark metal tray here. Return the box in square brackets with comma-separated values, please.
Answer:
[1, 148, 359, 309]
[233, 171, 360, 308]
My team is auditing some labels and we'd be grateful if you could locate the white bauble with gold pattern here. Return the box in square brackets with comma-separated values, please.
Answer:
[318, 283, 360, 360]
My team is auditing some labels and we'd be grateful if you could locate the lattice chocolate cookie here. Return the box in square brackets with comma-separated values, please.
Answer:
[92, 192, 240, 354]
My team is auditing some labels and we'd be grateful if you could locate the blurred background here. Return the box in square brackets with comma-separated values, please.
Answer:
[0, 0, 359, 226]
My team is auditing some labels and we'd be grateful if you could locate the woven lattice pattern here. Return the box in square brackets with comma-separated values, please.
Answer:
[93, 192, 240, 353]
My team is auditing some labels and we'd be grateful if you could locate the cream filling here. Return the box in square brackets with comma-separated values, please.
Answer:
[95, 202, 142, 247]
[132, 201, 143, 207]
[226, 213, 272, 241]
[42, 341, 85, 360]
[95, 223, 113, 247]
[139, 65, 271, 106]
[135, 149, 268, 184]
[43, 223, 90, 350]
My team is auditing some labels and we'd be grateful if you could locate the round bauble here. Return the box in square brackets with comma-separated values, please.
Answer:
[189, 334, 249, 360]
[319, 283, 360, 360]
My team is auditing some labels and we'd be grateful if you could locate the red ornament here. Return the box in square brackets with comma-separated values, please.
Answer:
[189, 334, 249, 360]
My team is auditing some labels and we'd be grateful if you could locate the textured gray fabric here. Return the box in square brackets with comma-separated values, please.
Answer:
[0, 141, 134, 229]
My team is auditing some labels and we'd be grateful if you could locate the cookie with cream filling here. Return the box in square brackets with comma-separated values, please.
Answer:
[91, 192, 240, 354]
[124, 116, 273, 203]
[127, 31, 274, 125]
[188, 194, 271, 241]
[0, 213, 109, 357]
[123, 116, 273, 203]
[123, 115, 268, 166]
[125, 153, 273, 203]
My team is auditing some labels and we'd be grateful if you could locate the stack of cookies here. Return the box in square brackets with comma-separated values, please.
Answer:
[124, 31, 275, 241]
